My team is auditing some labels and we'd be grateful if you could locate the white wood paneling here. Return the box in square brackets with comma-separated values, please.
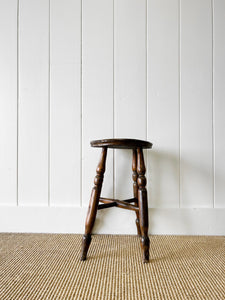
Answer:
[114, 0, 147, 200]
[214, 0, 225, 208]
[0, 0, 224, 235]
[82, 0, 114, 206]
[147, 0, 179, 208]
[0, 0, 17, 205]
[18, 0, 49, 206]
[50, 0, 81, 206]
[180, 0, 213, 208]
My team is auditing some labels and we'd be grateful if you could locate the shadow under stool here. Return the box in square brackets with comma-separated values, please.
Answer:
[80, 138, 153, 263]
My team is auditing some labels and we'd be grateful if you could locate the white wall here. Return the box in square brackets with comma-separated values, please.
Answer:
[0, 0, 224, 235]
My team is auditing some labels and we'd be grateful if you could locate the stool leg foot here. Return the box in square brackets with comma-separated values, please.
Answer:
[137, 148, 150, 263]
[81, 234, 91, 261]
[138, 188, 150, 263]
[80, 147, 107, 261]
[141, 236, 150, 263]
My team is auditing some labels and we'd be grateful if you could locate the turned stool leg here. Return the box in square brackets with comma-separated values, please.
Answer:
[132, 149, 141, 236]
[137, 147, 150, 263]
[81, 147, 107, 261]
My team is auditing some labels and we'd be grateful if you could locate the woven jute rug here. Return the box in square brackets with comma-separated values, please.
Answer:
[0, 234, 224, 300]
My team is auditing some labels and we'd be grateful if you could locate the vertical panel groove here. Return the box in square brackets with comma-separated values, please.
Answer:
[178, 0, 181, 209]
[211, 0, 215, 209]
[115, 0, 147, 199]
[148, 0, 180, 208]
[82, 0, 114, 205]
[214, 0, 225, 208]
[19, 0, 49, 205]
[50, 0, 81, 207]
[80, 0, 83, 207]
[48, 0, 50, 207]
[17, 0, 19, 206]
[180, 0, 213, 208]
[113, 0, 115, 199]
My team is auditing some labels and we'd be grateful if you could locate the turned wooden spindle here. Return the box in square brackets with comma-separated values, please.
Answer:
[81, 138, 152, 263]
[137, 147, 150, 263]
[132, 149, 141, 236]
[81, 147, 107, 261]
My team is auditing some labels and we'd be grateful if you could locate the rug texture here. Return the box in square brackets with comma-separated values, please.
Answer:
[0, 234, 224, 300]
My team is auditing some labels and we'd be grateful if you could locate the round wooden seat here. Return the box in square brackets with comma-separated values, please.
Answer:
[90, 138, 152, 149]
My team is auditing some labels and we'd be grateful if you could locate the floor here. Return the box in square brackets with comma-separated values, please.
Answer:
[0, 234, 224, 299]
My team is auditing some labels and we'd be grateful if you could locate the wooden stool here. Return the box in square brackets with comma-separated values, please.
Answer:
[81, 138, 153, 263]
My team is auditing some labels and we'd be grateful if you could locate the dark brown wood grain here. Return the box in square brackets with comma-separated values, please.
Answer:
[133, 149, 141, 237]
[98, 198, 137, 210]
[137, 147, 150, 263]
[90, 138, 152, 149]
[81, 138, 152, 263]
[80, 147, 107, 261]
[99, 197, 139, 212]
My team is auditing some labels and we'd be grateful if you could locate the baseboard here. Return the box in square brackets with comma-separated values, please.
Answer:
[0, 206, 224, 235]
